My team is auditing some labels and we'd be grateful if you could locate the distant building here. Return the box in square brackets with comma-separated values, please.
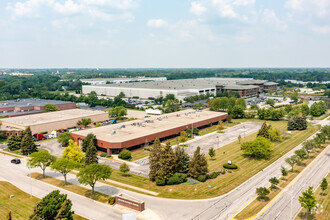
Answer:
[81, 77, 167, 85]
[0, 98, 76, 118]
[82, 78, 277, 99]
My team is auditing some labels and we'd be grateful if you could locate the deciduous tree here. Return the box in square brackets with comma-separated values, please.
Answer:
[299, 186, 317, 216]
[77, 164, 112, 192]
[62, 140, 85, 163]
[57, 132, 73, 147]
[29, 151, 56, 178]
[52, 158, 78, 184]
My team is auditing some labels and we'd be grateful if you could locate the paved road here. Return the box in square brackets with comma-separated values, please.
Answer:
[185, 122, 262, 155]
[258, 145, 330, 220]
[0, 154, 124, 220]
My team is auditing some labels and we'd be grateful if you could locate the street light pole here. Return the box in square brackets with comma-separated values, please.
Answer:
[28, 158, 32, 198]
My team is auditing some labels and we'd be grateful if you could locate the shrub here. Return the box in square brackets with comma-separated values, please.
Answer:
[156, 178, 166, 186]
[100, 153, 107, 157]
[197, 175, 207, 182]
[108, 196, 116, 205]
[118, 150, 132, 160]
[106, 155, 113, 159]
[207, 172, 220, 179]
[223, 163, 238, 169]
[167, 173, 187, 185]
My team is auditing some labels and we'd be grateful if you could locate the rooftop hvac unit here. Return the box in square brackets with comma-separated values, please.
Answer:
[27, 103, 32, 106]
[176, 114, 181, 117]
[111, 130, 116, 135]
[131, 122, 136, 126]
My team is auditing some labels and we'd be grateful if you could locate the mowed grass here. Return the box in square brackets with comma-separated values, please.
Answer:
[235, 147, 326, 220]
[295, 172, 330, 220]
[0, 181, 87, 220]
[31, 173, 110, 203]
[131, 148, 149, 161]
[99, 120, 318, 199]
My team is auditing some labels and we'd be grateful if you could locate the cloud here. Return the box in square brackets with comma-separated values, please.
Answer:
[54, 0, 82, 14]
[233, 0, 255, 6]
[190, 2, 207, 16]
[211, 0, 255, 19]
[6, 0, 54, 18]
[262, 9, 288, 30]
[311, 25, 330, 34]
[81, 0, 137, 10]
[147, 19, 168, 28]
[212, 0, 237, 18]
[285, 0, 330, 17]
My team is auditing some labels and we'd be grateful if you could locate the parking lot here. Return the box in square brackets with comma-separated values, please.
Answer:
[185, 122, 262, 155]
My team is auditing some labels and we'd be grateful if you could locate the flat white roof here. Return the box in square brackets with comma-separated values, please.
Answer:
[0, 109, 107, 127]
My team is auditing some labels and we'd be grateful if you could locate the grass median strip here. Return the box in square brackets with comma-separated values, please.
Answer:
[234, 144, 328, 220]
[30, 173, 110, 203]
[0, 180, 86, 220]
[295, 172, 330, 220]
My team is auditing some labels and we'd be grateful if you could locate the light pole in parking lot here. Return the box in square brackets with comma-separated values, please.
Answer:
[28, 157, 32, 198]
[216, 136, 219, 149]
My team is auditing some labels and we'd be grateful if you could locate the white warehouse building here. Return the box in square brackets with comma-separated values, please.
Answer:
[81, 77, 167, 85]
[82, 78, 256, 100]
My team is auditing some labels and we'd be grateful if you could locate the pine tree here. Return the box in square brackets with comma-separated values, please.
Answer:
[257, 122, 271, 139]
[155, 142, 177, 181]
[7, 134, 20, 151]
[149, 139, 162, 181]
[21, 127, 37, 155]
[81, 133, 97, 152]
[188, 146, 208, 179]
[320, 178, 328, 195]
[174, 146, 190, 173]
[85, 139, 98, 165]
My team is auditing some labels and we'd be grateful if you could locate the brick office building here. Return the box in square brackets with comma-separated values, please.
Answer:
[71, 110, 228, 154]
[0, 98, 76, 118]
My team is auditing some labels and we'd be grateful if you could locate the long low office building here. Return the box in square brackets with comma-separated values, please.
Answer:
[0, 98, 76, 117]
[81, 77, 167, 85]
[71, 109, 228, 154]
[82, 78, 278, 99]
[0, 109, 109, 135]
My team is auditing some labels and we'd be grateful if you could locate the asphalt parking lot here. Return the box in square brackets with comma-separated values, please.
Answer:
[185, 122, 262, 155]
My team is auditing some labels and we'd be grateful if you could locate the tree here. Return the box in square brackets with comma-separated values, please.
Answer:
[250, 103, 259, 110]
[290, 91, 298, 102]
[57, 132, 73, 147]
[118, 150, 132, 160]
[7, 134, 21, 151]
[228, 97, 236, 108]
[52, 158, 78, 184]
[269, 177, 279, 190]
[268, 127, 282, 142]
[174, 146, 190, 173]
[281, 166, 288, 176]
[77, 118, 92, 128]
[285, 155, 299, 172]
[149, 139, 162, 181]
[44, 103, 59, 112]
[288, 114, 307, 131]
[320, 178, 328, 195]
[310, 101, 327, 116]
[85, 139, 98, 165]
[29, 151, 56, 178]
[119, 163, 130, 175]
[236, 98, 246, 109]
[21, 127, 37, 155]
[256, 187, 270, 201]
[178, 130, 188, 142]
[257, 122, 271, 140]
[208, 147, 215, 159]
[299, 186, 317, 216]
[219, 97, 229, 110]
[231, 105, 244, 119]
[155, 143, 177, 181]
[295, 149, 307, 161]
[30, 190, 74, 220]
[300, 104, 310, 116]
[217, 121, 225, 130]
[240, 137, 273, 158]
[77, 163, 112, 192]
[82, 133, 97, 152]
[266, 99, 275, 106]
[303, 140, 316, 158]
[164, 99, 179, 113]
[188, 146, 208, 179]
[108, 106, 127, 118]
[62, 140, 85, 163]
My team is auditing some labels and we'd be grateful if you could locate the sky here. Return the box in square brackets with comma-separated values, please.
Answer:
[0, 0, 329, 68]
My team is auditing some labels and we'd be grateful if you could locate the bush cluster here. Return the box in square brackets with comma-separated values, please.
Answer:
[156, 178, 166, 186]
[118, 150, 132, 160]
[100, 153, 107, 157]
[167, 173, 187, 185]
[207, 171, 221, 179]
[223, 163, 238, 169]
[197, 175, 207, 182]
[108, 196, 116, 205]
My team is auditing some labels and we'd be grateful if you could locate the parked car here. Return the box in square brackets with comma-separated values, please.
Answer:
[11, 158, 21, 164]
[35, 142, 40, 147]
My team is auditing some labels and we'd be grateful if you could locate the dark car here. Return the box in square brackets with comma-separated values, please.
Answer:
[11, 158, 21, 164]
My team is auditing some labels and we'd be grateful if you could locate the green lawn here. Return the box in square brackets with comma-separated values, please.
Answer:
[131, 148, 149, 161]
[0, 139, 7, 144]
[99, 120, 319, 199]
[0, 181, 86, 220]
[295, 172, 330, 220]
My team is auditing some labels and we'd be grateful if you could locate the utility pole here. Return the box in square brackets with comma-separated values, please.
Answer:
[28, 158, 32, 198]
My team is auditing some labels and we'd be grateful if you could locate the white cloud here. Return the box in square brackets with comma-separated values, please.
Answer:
[262, 9, 288, 30]
[81, 0, 137, 10]
[212, 0, 238, 18]
[311, 25, 330, 34]
[190, 2, 207, 16]
[285, 0, 330, 17]
[54, 0, 82, 14]
[233, 0, 255, 6]
[6, 0, 54, 18]
[147, 19, 168, 28]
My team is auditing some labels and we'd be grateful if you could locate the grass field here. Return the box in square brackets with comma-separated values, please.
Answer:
[131, 148, 149, 161]
[234, 146, 327, 219]
[101, 120, 318, 199]
[0, 181, 86, 220]
[295, 172, 330, 220]
[0, 139, 6, 144]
